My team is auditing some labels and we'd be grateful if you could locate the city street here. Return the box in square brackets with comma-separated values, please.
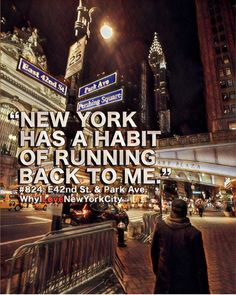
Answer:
[118, 211, 236, 294]
[0, 208, 52, 259]
[0, 208, 52, 292]
[0, 208, 150, 262]
[1, 208, 236, 293]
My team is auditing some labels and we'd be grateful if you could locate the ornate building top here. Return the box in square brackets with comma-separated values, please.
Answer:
[149, 32, 163, 56]
[1, 27, 47, 71]
[148, 32, 166, 70]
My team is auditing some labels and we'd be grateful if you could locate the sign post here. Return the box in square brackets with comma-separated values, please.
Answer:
[78, 72, 117, 98]
[17, 57, 67, 96]
[77, 88, 123, 111]
[65, 36, 86, 79]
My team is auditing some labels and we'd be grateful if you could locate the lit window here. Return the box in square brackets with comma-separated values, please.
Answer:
[219, 69, 224, 77]
[222, 45, 228, 53]
[222, 93, 229, 100]
[230, 92, 236, 99]
[229, 122, 236, 130]
[227, 80, 233, 87]
[223, 55, 230, 64]
[223, 105, 230, 114]
[225, 68, 231, 76]
[220, 80, 227, 88]
[213, 36, 219, 45]
[231, 105, 236, 114]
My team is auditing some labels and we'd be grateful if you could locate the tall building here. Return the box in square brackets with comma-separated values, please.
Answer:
[195, 0, 236, 132]
[148, 32, 171, 134]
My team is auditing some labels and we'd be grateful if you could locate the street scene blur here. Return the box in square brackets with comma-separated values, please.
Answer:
[1, 0, 236, 294]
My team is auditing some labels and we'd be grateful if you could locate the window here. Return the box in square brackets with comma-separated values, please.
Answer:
[223, 105, 230, 114]
[219, 69, 224, 77]
[222, 93, 229, 100]
[229, 122, 236, 130]
[225, 68, 231, 76]
[231, 105, 236, 114]
[220, 35, 226, 42]
[223, 55, 230, 64]
[215, 47, 221, 54]
[211, 17, 216, 25]
[213, 36, 219, 45]
[218, 24, 224, 31]
[227, 80, 233, 87]
[209, 9, 214, 15]
[0, 104, 19, 157]
[208, 0, 213, 7]
[215, 6, 220, 13]
[220, 80, 227, 88]
[222, 45, 228, 53]
[230, 92, 236, 99]
[212, 27, 217, 34]
[217, 57, 223, 65]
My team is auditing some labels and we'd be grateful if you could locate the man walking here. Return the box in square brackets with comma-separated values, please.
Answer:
[151, 199, 209, 294]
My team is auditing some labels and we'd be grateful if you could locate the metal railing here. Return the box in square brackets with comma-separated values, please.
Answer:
[6, 222, 119, 294]
[136, 212, 158, 243]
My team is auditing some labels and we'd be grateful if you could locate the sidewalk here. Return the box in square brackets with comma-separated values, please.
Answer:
[117, 213, 236, 294]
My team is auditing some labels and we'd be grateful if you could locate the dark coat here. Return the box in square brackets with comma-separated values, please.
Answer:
[151, 216, 209, 294]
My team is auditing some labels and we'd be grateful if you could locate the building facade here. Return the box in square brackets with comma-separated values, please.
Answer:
[0, 27, 66, 189]
[148, 32, 171, 135]
[195, 0, 236, 132]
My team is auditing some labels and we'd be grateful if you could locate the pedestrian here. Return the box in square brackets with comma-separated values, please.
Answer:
[151, 199, 209, 294]
[188, 203, 193, 216]
[198, 202, 204, 217]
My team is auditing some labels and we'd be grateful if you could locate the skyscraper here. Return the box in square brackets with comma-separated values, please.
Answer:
[195, 0, 236, 132]
[148, 32, 171, 134]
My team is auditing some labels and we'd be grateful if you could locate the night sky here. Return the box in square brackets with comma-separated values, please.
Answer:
[2, 0, 207, 135]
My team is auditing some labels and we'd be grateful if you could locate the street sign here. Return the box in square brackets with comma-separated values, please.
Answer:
[17, 57, 67, 96]
[78, 72, 117, 98]
[65, 36, 86, 79]
[77, 88, 123, 111]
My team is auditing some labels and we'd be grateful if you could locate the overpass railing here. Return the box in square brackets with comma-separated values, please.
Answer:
[6, 222, 120, 294]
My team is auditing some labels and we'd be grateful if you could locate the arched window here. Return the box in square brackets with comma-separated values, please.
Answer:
[0, 103, 19, 157]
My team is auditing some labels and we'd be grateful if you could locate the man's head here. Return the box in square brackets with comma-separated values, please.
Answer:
[171, 199, 188, 218]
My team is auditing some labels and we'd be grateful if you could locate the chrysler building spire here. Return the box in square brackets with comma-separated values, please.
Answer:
[149, 32, 163, 57]
[148, 32, 170, 134]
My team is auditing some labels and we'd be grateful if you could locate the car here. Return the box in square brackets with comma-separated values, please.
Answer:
[33, 203, 47, 211]
[0, 194, 22, 211]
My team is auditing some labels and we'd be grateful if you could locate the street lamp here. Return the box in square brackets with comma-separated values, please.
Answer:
[8, 134, 16, 156]
[100, 24, 113, 40]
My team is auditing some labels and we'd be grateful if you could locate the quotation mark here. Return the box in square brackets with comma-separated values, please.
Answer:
[9, 112, 20, 120]
[160, 168, 172, 177]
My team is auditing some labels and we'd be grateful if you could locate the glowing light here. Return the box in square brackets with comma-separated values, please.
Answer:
[100, 24, 113, 40]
